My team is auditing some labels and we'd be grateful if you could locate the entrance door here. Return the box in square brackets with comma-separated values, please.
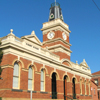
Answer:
[64, 76, 67, 100]
[52, 72, 57, 99]
[72, 78, 76, 99]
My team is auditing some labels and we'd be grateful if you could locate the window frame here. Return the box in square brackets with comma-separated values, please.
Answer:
[12, 62, 20, 89]
[40, 69, 45, 91]
[28, 66, 34, 90]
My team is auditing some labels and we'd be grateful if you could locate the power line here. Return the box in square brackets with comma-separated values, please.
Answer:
[92, 0, 100, 11]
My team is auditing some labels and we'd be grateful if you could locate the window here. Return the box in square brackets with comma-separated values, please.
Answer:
[98, 91, 99, 99]
[28, 66, 33, 90]
[88, 82, 90, 95]
[41, 69, 45, 91]
[80, 79, 82, 94]
[94, 79, 98, 85]
[85, 81, 87, 95]
[94, 88, 95, 95]
[13, 62, 19, 88]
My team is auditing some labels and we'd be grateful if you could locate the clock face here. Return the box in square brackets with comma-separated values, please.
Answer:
[62, 32, 67, 40]
[50, 14, 54, 19]
[47, 32, 54, 39]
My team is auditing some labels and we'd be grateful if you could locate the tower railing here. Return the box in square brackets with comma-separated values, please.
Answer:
[51, 2, 60, 7]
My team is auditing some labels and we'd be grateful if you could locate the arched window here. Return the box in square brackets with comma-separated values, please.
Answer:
[41, 69, 45, 91]
[85, 81, 87, 95]
[72, 78, 76, 99]
[13, 62, 19, 89]
[88, 82, 90, 95]
[52, 72, 57, 99]
[28, 66, 33, 90]
[64, 75, 68, 100]
[80, 79, 82, 94]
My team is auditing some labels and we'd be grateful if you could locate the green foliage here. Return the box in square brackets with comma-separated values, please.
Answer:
[0, 41, 3, 75]
[0, 97, 2, 100]
[0, 41, 3, 64]
[0, 67, 2, 75]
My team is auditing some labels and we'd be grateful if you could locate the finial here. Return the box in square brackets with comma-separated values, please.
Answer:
[10, 29, 13, 34]
[31, 31, 35, 35]
[76, 61, 78, 64]
[83, 59, 85, 62]
[8, 29, 15, 36]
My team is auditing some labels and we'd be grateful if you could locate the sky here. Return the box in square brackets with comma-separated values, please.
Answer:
[0, 0, 100, 73]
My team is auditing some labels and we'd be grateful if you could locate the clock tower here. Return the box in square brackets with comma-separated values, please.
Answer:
[41, 2, 72, 60]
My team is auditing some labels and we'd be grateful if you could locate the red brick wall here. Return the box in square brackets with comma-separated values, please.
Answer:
[43, 30, 69, 43]
[42, 41, 70, 49]
[92, 71, 100, 100]
[0, 54, 92, 100]
[53, 52, 70, 60]
[42, 30, 71, 60]
[91, 81, 98, 100]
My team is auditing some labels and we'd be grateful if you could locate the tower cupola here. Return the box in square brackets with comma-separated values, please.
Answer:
[49, 2, 64, 21]
[41, 2, 71, 60]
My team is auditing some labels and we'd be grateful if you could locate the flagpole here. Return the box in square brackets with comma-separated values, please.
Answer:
[31, 89, 32, 100]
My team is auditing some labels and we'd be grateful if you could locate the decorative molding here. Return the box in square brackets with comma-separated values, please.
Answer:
[0, 37, 92, 79]
[1, 65, 13, 69]
[35, 71, 40, 74]
[22, 68, 28, 72]
[48, 44, 72, 53]
[42, 38, 71, 46]
[41, 19, 71, 35]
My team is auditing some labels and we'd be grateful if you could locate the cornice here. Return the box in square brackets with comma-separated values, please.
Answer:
[41, 19, 71, 34]
[0, 42, 60, 65]
[42, 38, 72, 47]
[41, 23, 71, 33]
[61, 64, 92, 77]
[1, 41, 91, 78]
[48, 44, 72, 53]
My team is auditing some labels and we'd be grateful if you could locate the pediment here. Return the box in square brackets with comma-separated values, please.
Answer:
[80, 59, 89, 68]
[61, 59, 72, 67]
[21, 31, 42, 46]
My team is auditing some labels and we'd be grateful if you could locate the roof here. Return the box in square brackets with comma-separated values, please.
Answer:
[92, 71, 100, 75]
[91, 79, 98, 86]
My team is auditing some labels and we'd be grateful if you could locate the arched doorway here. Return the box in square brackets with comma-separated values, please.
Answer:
[72, 78, 76, 99]
[64, 75, 68, 100]
[52, 72, 57, 99]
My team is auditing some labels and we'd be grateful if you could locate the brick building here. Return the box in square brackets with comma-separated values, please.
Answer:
[0, 2, 98, 100]
[91, 80, 98, 100]
[92, 71, 100, 100]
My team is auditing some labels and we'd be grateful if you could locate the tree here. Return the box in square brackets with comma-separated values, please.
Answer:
[0, 41, 3, 75]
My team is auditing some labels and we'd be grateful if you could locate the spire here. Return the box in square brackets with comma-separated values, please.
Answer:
[49, 2, 64, 21]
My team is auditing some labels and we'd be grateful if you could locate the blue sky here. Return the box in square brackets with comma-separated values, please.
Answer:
[0, 0, 100, 73]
